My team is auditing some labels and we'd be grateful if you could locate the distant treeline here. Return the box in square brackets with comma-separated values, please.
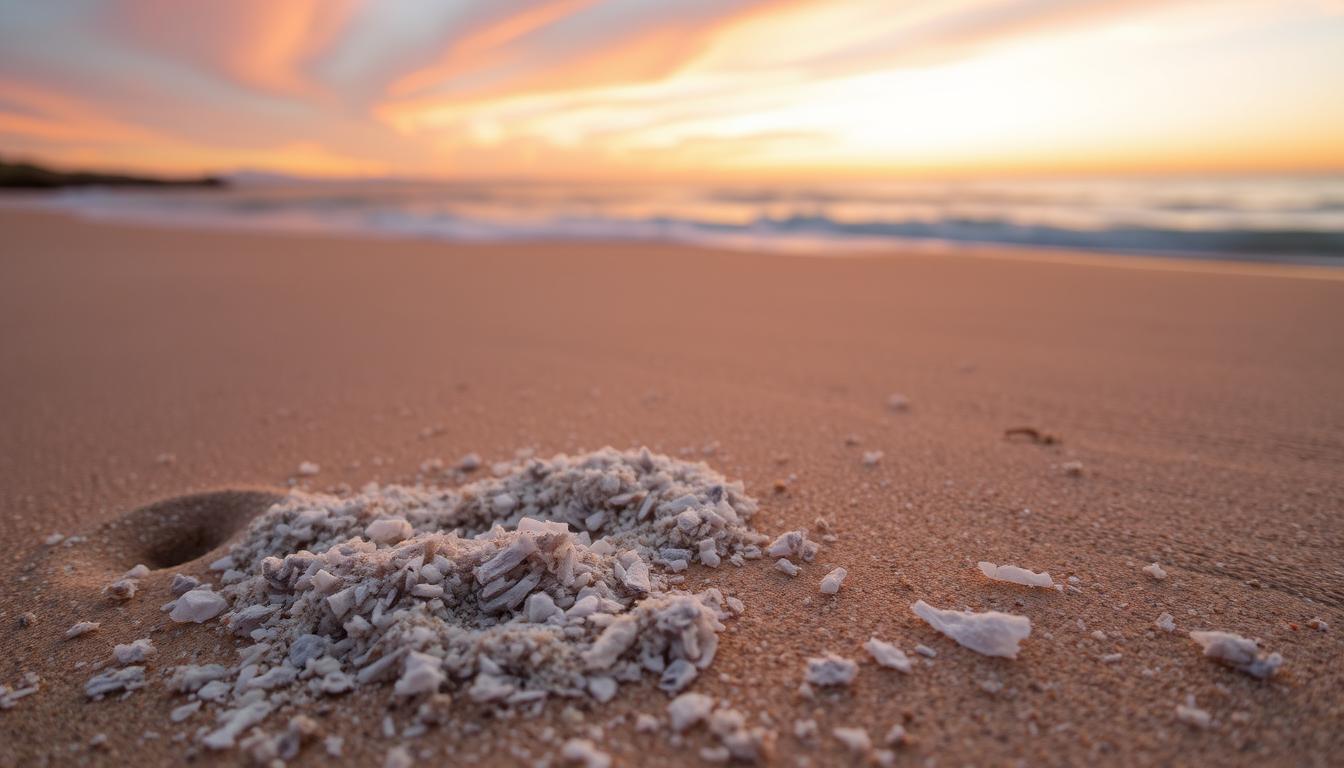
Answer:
[0, 158, 226, 190]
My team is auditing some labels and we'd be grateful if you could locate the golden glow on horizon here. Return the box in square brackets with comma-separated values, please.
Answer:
[1, 0, 1342, 179]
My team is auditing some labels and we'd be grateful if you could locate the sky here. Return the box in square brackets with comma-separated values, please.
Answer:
[1, 0, 1342, 180]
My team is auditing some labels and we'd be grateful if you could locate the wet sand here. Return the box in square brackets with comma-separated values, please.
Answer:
[1, 209, 1342, 766]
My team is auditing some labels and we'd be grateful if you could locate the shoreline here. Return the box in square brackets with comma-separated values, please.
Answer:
[3, 203, 1343, 282]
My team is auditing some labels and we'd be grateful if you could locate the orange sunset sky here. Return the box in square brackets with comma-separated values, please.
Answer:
[1, 0, 1342, 180]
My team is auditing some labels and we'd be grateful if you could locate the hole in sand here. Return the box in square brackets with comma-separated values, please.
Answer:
[100, 489, 283, 570]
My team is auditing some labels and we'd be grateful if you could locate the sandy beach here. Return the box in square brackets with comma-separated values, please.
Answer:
[1, 208, 1342, 767]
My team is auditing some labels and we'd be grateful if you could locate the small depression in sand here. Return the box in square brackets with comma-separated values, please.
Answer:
[94, 489, 283, 570]
[113, 448, 772, 754]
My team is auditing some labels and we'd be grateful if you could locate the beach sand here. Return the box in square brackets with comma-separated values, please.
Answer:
[1, 209, 1341, 766]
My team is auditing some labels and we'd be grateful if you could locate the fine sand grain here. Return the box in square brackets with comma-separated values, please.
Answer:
[1, 210, 1342, 766]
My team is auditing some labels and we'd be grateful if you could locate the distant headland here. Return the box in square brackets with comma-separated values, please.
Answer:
[0, 157, 226, 190]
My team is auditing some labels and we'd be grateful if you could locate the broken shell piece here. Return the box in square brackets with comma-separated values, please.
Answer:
[103, 577, 139, 601]
[887, 393, 910, 412]
[296, 461, 320, 477]
[85, 666, 144, 698]
[1143, 562, 1168, 580]
[667, 692, 715, 732]
[833, 726, 872, 755]
[560, 738, 611, 768]
[1189, 630, 1282, 679]
[861, 451, 883, 466]
[864, 638, 912, 673]
[1155, 613, 1177, 633]
[978, 561, 1053, 589]
[64, 621, 100, 639]
[170, 573, 202, 595]
[169, 588, 228, 623]
[394, 651, 445, 698]
[775, 558, 800, 577]
[805, 654, 858, 686]
[1175, 703, 1212, 729]
[170, 701, 202, 723]
[364, 517, 413, 545]
[113, 638, 156, 665]
[767, 530, 820, 562]
[819, 567, 848, 594]
[910, 600, 1031, 659]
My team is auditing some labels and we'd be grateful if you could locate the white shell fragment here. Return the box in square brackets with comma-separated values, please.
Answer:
[767, 530, 819, 562]
[64, 621, 100, 639]
[1143, 562, 1168, 580]
[85, 666, 144, 699]
[560, 739, 612, 768]
[776, 558, 800, 577]
[1155, 613, 1177, 633]
[977, 561, 1053, 589]
[863, 638, 912, 673]
[668, 692, 716, 732]
[1189, 630, 1283, 679]
[910, 600, 1031, 658]
[833, 726, 872, 754]
[1175, 703, 1212, 729]
[805, 654, 858, 686]
[393, 651, 445, 697]
[296, 461, 320, 477]
[113, 638, 156, 665]
[364, 517, 412, 545]
[861, 451, 883, 466]
[169, 588, 229, 623]
[819, 567, 848, 594]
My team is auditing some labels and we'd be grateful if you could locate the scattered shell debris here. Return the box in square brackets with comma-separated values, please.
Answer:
[977, 561, 1054, 589]
[90, 448, 768, 759]
[1189, 630, 1283, 679]
[46, 440, 1307, 762]
[911, 600, 1031, 659]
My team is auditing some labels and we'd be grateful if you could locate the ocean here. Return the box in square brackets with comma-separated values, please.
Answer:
[9, 175, 1344, 262]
